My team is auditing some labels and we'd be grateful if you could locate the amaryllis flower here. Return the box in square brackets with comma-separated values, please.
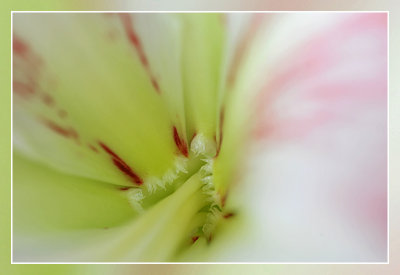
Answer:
[13, 12, 387, 262]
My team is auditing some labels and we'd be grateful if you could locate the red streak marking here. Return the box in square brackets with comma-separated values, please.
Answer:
[119, 14, 148, 66]
[13, 35, 43, 68]
[119, 14, 161, 94]
[99, 142, 120, 159]
[13, 35, 45, 102]
[173, 126, 189, 157]
[191, 132, 197, 143]
[13, 81, 35, 96]
[88, 144, 99, 153]
[192, 236, 199, 243]
[150, 77, 160, 93]
[42, 94, 54, 107]
[223, 213, 235, 219]
[119, 186, 131, 191]
[215, 109, 225, 157]
[13, 36, 29, 56]
[99, 142, 143, 185]
[221, 192, 228, 207]
[45, 121, 70, 137]
[43, 120, 79, 144]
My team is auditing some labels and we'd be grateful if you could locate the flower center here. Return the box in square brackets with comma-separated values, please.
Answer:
[121, 131, 233, 245]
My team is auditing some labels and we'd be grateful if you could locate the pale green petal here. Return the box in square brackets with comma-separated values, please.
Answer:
[14, 156, 208, 262]
[13, 153, 136, 234]
[13, 14, 185, 189]
[181, 14, 224, 140]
